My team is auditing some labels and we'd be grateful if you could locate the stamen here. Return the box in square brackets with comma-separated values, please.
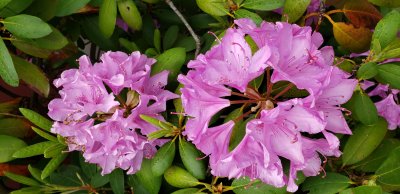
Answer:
[230, 99, 260, 104]
[208, 31, 222, 44]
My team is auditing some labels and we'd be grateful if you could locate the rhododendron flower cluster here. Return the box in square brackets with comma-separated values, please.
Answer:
[178, 19, 357, 192]
[48, 51, 177, 174]
[362, 81, 400, 130]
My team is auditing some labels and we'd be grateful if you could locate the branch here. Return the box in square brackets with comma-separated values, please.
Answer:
[165, 0, 201, 57]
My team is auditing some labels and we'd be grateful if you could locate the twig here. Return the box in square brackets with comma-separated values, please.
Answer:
[165, 0, 201, 57]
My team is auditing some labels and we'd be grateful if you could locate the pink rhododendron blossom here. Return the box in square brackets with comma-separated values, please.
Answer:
[362, 81, 400, 130]
[48, 51, 177, 175]
[179, 20, 356, 192]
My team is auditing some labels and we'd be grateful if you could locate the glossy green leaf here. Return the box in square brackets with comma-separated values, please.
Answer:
[152, 47, 186, 82]
[164, 166, 200, 188]
[172, 188, 205, 194]
[0, 0, 34, 17]
[232, 177, 286, 194]
[91, 173, 110, 188]
[0, 38, 19, 87]
[368, 0, 400, 7]
[0, 117, 30, 138]
[16, 27, 68, 50]
[357, 62, 378, 80]
[234, 9, 262, 25]
[12, 55, 50, 97]
[10, 187, 43, 194]
[179, 138, 206, 180]
[119, 38, 139, 52]
[142, 0, 159, 3]
[41, 153, 67, 179]
[118, 0, 142, 30]
[378, 39, 400, 60]
[4, 172, 40, 186]
[133, 159, 162, 194]
[24, 0, 58, 21]
[0, 135, 27, 162]
[302, 173, 352, 194]
[151, 140, 176, 176]
[99, 0, 117, 37]
[376, 147, 400, 186]
[342, 118, 387, 166]
[196, 0, 228, 16]
[19, 108, 52, 131]
[31, 127, 57, 142]
[28, 165, 47, 184]
[375, 63, 400, 89]
[163, 25, 179, 50]
[282, 0, 311, 23]
[55, 0, 90, 16]
[81, 16, 118, 50]
[347, 91, 378, 125]
[13, 141, 56, 158]
[175, 37, 196, 52]
[242, 0, 284, 11]
[3, 14, 52, 39]
[44, 143, 66, 158]
[371, 10, 400, 51]
[110, 169, 124, 194]
[353, 138, 400, 172]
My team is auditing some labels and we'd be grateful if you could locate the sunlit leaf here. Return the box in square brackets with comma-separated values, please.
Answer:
[333, 22, 372, 53]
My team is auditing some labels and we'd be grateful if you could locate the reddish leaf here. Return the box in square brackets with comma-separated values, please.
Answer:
[0, 164, 29, 176]
[344, 0, 382, 28]
[333, 22, 373, 53]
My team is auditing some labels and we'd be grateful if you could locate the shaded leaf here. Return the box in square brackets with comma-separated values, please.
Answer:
[4, 172, 40, 186]
[0, 0, 12, 10]
[10, 187, 43, 194]
[232, 177, 286, 194]
[0, 118, 30, 138]
[346, 91, 378, 125]
[343, 0, 382, 28]
[179, 138, 206, 180]
[55, 0, 90, 16]
[41, 153, 67, 179]
[333, 22, 372, 53]
[10, 39, 52, 58]
[282, 0, 311, 23]
[151, 140, 176, 176]
[342, 118, 387, 166]
[91, 173, 110, 188]
[0, 39, 19, 86]
[376, 147, 400, 186]
[0, 135, 27, 163]
[375, 63, 400, 89]
[368, 0, 400, 7]
[163, 25, 179, 50]
[12, 55, 50, 97]
[302, 173, 352, 194]
[132, 159, 162, 194]
[110, 169, 124, 194]
[340, 185, 382, 194]
[0, 0, 34, 17]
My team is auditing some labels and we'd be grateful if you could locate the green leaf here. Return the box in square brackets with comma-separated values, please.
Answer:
[302, 173, 352, 194]
[234, 9, 263, 25]
[375, 63, 400, 89]
[133, 159, 162, 194]
[31, 127, 57, 142]
[368, 0, 400, 7]
[342, 118, 387, 166]
[371, 10, 400, 51]
[24, 0, 58, 21]
[44, 142, 66, 158]
[196, 0, 228, 16]
[347, 91, 378, 125]
[152, 47, 186, 82]
[3, 14, 52, 39]
[154, 29, 161, 52]
[15, 27, 68, 50]
[357, 62, 378, 80]
[28, 165, 47, 184]
[164, 166, 200, 188]
[229, 116, 253, 151]
[0, 0, 33, 17]
[10, 39, 52, 58]
[117, 0, 142, 30]
[250, 74, 263, 90]
[174, 37, 196, 52]
[0, 135, 26, 162]
[0, 38, 19, 87]
[99, 0, 117, 37]
[19, 108, 52, 131]
[282, 0, 311, 23]
[10, 187, 43, 194]
[0, 0, 12, 10]
[91, 173, 110, 188]
[55, 0, 90, 16]
[81, 16, 118, 50]
[12, 55, 50, 97]
[163, 25, 179, 51]
[242, 0, 285, 11]
[353, 138, 400, 172]
[4, 172, 40, 186]
[376, 147, 400, 186]
[378, 39, 400, 60]
[13, 141, 57, 158]
[340, 186, 383, 194]
[79, 154, 97, 178]
[119, 38, 139, 52]
[0, 98, 20, 114]
[110, 169, 124, 194]
[172, 188, 205, 194]
[0, 118, 30, 138]
[179, 138, 206, 180]
[41, 153, 68, 179]
[232, 177, 286, 194]
[151, 140, 176, 176]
